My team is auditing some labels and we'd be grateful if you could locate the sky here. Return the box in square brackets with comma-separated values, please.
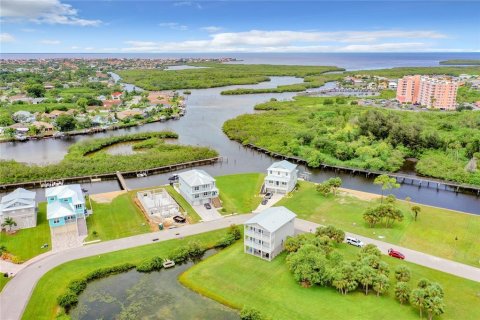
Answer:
[0, 0, 479, 53]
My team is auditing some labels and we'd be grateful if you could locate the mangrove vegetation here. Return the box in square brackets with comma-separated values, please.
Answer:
[0, 131, 218, 184]
[223, 97, 480, 185]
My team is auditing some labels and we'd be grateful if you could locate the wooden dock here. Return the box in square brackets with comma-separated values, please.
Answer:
[246, 144, 480, 196]
[0, 157, 221, 192]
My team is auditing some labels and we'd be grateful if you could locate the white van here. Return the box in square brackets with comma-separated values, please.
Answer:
[346, 237, 365, 247]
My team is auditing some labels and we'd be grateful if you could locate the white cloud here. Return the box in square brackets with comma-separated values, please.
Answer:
[122, 29, 449, 53]
[39, 39, 61, 45]
[159, 22, 188, 31]
[173, 1, 202, 9]
[0, 0, 101, 26]
[0, 33, 15, 42]
[201, 26, 223, 33]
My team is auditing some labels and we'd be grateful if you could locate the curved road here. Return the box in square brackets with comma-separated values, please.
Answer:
[1, 215, 479, 320]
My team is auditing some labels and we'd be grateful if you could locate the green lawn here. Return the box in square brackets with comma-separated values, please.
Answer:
[164, 185, 202, 223]
[180, 242, 480, 320]
[276, 181, 480, 267]
[0, 203, 51, 262]
[0, 276, 11, 293]
[216, 173, 265, 214]
[22, 229, 232, 320]
[85, 192, 151, 241]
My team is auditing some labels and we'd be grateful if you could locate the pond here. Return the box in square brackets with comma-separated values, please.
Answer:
[70, 251, 239, 320]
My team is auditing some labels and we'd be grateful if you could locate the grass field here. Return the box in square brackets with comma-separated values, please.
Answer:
[180, 242, 480, 320]
[216, 173, 264, 214]
[0, 203, 51, 262]
[22, 229, 232, 320]
[0, 276, 11, 293]
[276, 181, 480, 267]
[85, 192, 151, 241]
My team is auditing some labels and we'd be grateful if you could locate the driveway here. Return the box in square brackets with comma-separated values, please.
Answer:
[253, 193, 284, 213]
[1, 215, 479, 320]
[192, 204, 222, 221]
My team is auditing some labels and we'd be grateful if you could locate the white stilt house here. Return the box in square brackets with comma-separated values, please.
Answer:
[264, 160, 298, 194]
[244, 206, 296, 261]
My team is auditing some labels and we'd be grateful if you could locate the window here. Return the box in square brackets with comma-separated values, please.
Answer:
[53, 218, 60, 224]
[194, 186, 199, 191]
[194, 194, 199, 198]
[204, 192, 209, 196]
[75, 204, 82, 209]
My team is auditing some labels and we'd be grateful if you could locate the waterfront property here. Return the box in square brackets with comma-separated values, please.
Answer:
[136, 188, 180, 223]
[264, 160, 298, 194]
[178, 169, 220, 206]
[396, 75, 459, 110]
[244, 206, 296, 261]
[46, 184, 88, 248]
[0, 188, 37, 230]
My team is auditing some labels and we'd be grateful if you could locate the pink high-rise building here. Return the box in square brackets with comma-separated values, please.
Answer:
[396, 75, 458, 110]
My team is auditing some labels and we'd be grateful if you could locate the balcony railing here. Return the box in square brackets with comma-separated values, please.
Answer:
[245, 239, 271, 250]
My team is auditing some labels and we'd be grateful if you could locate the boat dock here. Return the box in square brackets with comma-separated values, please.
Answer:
[246, 144, 480, 196]
[0, 157, 222, 192]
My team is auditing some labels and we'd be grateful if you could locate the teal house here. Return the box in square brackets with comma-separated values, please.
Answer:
[46, 184, 87, 228]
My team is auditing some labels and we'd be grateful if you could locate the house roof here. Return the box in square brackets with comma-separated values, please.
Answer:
[178, 169, 215, 186]
[245, 206, 296, 233]
[267, 160, 297, 172]
[112, 91, 123, 96]
[0, 188, 36, 214]
[45, 184, 84, 205]
[47, 201, 75, 219]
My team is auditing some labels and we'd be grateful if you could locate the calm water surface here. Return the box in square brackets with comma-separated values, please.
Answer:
[2, 75, 479, 214]
[70, 251, 239, 320]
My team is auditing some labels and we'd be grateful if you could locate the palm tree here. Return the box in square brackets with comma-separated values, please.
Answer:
[1, 217, 17, 232]
[411, 206, 421, 221]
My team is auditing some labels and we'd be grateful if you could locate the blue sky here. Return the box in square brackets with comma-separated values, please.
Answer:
[0, 0, 479, 53]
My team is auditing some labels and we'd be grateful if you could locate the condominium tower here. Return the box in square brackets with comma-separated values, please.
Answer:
[396, 75, 459, 110]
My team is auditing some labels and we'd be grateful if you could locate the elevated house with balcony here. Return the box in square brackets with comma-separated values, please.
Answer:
[0, 188, 37, 230]
[178, 169, 219, 206]
[244, 206, 296, 261]
[46, 184, 88, 238]
[264, 160, 298, 194]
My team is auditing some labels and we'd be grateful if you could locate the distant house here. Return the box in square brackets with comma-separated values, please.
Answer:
[178, 169, 219, 205]
[0, 188, 37, 230]
[46, 184, 88, 235]
[264, 160, 298, 194]
[111, 92, 123, 100]
[9, 122, 29, 134]
[32, 121, 55, 136]
[32, 98, 46, 104]
[97, 95, 107, 101]
[147, 91, 171, 105]
[12, 110, 35, 123]
[388, 81, 398, 89]
[44, 84, 55, 90]
[102, 99, 122, 109]
[9, 94, 32, 104]
[116, 110, 142, 120]
[244, 206, 296, 261]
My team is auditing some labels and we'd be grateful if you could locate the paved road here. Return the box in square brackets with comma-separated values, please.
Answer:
[1, 215, 479, 320]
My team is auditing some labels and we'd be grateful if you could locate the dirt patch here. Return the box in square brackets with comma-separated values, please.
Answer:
[338, 188, 381, 201]
[89, 191, 127, 203]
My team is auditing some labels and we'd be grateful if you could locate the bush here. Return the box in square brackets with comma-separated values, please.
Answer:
[240, 306, 269, 320]
[57, 292, 78, 312]
[215, 233, 236, 248]
[136, 256, 164, 273]
[85, 263, 135, 281]
[67, 279, 87, 295]
[227, 224, 241, 240]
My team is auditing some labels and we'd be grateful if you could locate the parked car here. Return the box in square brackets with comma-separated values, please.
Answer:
[346, 236, 364, 247]
[168, 174, 178, 181]
[264, 192, 273, 199]
[204, 203, 212, 210]
[388, 248, 405, 260]
[152, 238, 159, 242]
[261, 198, 268, 205]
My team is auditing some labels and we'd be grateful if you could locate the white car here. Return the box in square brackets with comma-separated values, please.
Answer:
[346, 237, 364, 247]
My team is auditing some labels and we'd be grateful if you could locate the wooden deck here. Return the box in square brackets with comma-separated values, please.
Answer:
[246, 144, 480, 195]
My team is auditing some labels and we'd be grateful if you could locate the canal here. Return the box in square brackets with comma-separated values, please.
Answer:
[1, 75, 479, 214]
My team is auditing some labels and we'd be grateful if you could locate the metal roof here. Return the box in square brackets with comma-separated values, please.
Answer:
[178, 169, 215, 186]
[245, 206, 296, 233]
[267, 160, 297, 172]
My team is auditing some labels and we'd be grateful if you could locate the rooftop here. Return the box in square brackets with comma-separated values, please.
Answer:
[267, 160, 297, 172]
[178, 169, 215, 186]
[245, 206, 296, 233]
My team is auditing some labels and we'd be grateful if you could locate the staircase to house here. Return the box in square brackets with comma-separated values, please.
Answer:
[212, 197, 222, 208]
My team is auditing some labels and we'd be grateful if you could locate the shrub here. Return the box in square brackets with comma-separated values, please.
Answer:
[215, 233, 236, 248]
[136, 256, 164, 273]
[227, 224, 241, 240]
[240, 306, 269, 320]
[85, 263, 135, 281]
[67, 279, 87, 295]
[57, 292, 78, 312]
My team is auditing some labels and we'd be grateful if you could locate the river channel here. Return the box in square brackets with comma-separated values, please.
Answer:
[1, 75, 479, 214]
